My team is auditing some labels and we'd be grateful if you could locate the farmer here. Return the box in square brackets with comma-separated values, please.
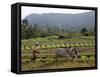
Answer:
[31, 42, 40, 62]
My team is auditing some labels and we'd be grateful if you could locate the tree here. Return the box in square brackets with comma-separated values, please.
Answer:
[21, 24, 32, 39]
[80, 27, 88, 35]
[21, 24, 26, 39]
[33, 24, 40, 37]
[22, 19, 28, 26]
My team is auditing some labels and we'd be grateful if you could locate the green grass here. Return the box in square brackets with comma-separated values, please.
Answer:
[21, 35, 95, 71]
[21, 55, 95, 71]
[21, 36, 95, 48]
[21, 47, 95, 71]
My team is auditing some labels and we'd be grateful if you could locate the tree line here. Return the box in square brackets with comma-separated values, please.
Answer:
[21, 19, 95, 39]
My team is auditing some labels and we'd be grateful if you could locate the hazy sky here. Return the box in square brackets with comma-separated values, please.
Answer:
[21, 6, 93, 19]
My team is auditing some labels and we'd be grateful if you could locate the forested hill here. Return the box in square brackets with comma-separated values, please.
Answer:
[23, 11, 95, 27]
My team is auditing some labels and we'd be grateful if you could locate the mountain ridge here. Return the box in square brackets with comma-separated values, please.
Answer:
[23, 11, 95, 28]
